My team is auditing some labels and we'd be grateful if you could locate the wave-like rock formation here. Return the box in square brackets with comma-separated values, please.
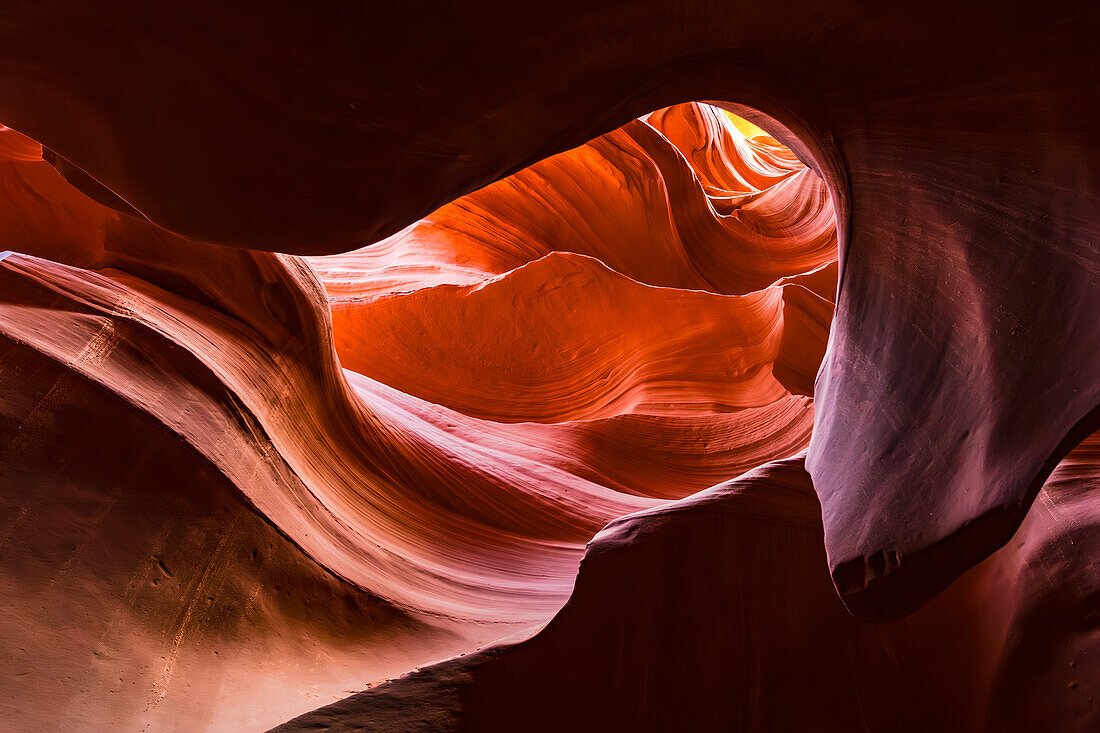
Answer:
[279, 431, 1100, 732]
[3, 2, 1096, 624]
[0, 100, 834, 729]
[0, 2, 1097, 730]
[312, 103, 832, 436]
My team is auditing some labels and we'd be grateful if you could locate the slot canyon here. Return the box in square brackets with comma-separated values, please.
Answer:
[0, 3, 1097, 731]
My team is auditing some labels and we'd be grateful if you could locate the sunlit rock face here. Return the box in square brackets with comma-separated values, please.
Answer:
[310, 103, 834, 423]
[0, 103, 835, 729]
[0, 2, 1097, 730]
[3, 2, 1096, 624]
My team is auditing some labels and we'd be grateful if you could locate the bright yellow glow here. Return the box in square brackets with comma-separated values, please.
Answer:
[723, 110, 768, 139]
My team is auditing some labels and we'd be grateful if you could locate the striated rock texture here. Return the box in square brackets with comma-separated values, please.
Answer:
[277, 432, 1100, 732]
[0, 102, 835, 730]
[0, 1, 1096, 730]
[0, 1, 1096, 622]
[311, 104, 834, 422]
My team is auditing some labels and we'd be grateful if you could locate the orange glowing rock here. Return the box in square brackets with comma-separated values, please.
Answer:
[0, 4, 1095, 730]
[0, 105, 835, 728]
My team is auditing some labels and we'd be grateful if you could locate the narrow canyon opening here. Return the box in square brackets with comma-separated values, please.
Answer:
[0, 101, 840, 730]
[308, 99, 838, 497]
[2, 6, 1097, 732]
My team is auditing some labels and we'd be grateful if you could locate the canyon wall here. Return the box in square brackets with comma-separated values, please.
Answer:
[0, 2, 1096, 729]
